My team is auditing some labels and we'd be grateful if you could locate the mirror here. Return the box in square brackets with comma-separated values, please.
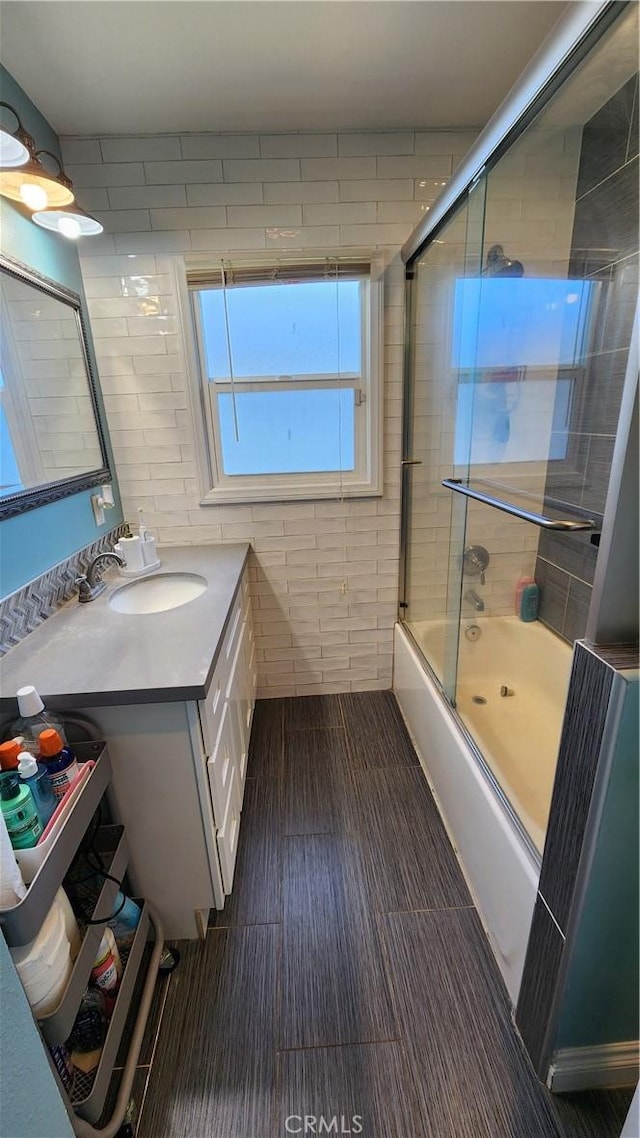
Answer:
[0, 255, 110, 518]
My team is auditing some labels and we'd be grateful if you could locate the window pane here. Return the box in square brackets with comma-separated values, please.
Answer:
[0, 405, 23, 494]
[198, 280, 361, 379]
[217, 388, 355, 475]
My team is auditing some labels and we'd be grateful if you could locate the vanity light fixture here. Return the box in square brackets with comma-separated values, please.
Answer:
[0, 144, 74, 210]
[0, 103, 103, 238]
[32, 199, 104, 239]
[0, 101, 31, 167]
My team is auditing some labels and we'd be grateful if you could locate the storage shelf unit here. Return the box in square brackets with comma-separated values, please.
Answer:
[0, 741, 164, 1138]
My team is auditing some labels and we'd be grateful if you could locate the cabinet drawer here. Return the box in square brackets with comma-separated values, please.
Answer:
[206, 701, 236, 827]
[223, 591, 243, 664]
[199, 665, 227, 758]
[217, 766, 240, 894]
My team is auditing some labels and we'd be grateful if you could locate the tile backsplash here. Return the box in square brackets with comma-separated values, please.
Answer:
[0, 523, 128, 656]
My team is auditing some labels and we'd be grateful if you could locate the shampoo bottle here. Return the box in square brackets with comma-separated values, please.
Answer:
[515, 576, 539, 622]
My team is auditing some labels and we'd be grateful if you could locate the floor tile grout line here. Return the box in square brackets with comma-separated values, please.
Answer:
[381, 904, 477, 916]
[276, 1035, 403, 1054]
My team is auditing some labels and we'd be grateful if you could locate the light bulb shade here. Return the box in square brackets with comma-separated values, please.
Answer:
[0, 103, 31, 168]
[0, 128, 30, 168]
[0, 156, 74, 208]
[32, 202, 104, 238]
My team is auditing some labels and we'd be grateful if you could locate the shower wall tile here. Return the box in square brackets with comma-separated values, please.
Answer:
[535, 559, 569, 636]
[535, 71, 639, 644]
[537, 531, 597, 587]
[538, 642, 614, 929]
[578, 345, 630, 437]
[517, 644, 637, 1077]
[575, 75, 638, 198]
[516, 895, 565, 1074]
[582, 435, 617, 515]
[573, 154, 639, 260]
[563, 578, 592, 646]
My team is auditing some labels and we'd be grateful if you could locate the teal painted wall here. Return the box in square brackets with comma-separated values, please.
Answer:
[0, 66, 122, 598]
[557, 673, 640, 1049]
[0, 934, 73, 1137]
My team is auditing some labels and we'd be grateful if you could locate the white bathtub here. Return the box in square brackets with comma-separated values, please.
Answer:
[393, 619, 572, 1004]
[409, 615, 572, 853]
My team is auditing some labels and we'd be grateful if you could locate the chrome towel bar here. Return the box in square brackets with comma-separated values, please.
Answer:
[442, 479, 596, 531]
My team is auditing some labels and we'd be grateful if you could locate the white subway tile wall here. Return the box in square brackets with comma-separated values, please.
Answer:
[6, 285, 103, 482]
[62, 129, 478, 696]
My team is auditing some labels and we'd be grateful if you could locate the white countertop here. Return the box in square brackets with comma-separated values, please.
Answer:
[0, 544, 250, 712]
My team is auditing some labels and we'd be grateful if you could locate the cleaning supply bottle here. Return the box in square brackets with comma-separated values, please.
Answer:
[38, 730, 79, 802]
[0, 739, 21, 771]
[107, 892, 141, 951]
[515, 575, 539, 622]
[10, 687, 67, 753]
[17, 751, 56, 827]
[90, 928, 122, 1015]
[0, 775, 43, 849]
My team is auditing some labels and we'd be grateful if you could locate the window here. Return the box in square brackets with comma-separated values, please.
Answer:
[185, 257, 383, 503]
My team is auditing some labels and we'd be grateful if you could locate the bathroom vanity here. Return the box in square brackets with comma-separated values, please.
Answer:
[0, 544, 256, 939]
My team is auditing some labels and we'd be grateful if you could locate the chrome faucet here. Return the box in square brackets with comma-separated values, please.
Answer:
[77, 551, 125, 603]
[464, 588, 485, 612]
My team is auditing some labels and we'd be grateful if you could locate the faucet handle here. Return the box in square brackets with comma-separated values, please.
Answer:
[75, 575, 92, 601]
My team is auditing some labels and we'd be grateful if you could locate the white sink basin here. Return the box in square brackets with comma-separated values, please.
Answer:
[109, 572, 208, 615]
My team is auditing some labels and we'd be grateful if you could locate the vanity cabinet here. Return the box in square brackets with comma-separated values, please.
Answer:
[80, 566, 256, 939]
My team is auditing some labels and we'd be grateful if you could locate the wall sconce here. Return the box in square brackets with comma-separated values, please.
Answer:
[0, 101, 103, 239]
[32, 199, 103, 239]
[0, 101, 31, 167]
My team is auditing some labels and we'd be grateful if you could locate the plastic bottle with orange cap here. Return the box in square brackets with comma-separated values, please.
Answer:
[38, 730, 80, 803]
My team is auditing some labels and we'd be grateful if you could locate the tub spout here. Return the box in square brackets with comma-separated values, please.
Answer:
[464, 589, 485, 612]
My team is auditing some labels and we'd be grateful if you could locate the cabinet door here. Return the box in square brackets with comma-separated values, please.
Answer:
[206, 701, 236, 827]
[217, 765, 240, 893]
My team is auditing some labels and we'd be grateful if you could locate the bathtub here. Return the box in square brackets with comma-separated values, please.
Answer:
[409, 616, 572, 854]
[393, 618, 572, 1003]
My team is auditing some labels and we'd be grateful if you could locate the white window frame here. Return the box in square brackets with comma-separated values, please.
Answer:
[175, 253, 384, 505]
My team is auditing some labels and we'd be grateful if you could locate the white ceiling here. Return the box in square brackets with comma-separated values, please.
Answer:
[1, 1, 567, 137]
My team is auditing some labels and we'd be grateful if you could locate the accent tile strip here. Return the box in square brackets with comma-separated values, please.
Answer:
[0, 524, 128, 656]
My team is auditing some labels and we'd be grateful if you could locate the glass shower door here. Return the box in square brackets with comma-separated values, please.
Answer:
[402, 176, 486, 701]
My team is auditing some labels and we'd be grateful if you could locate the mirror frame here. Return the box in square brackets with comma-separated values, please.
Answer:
[0, 252, 112, 520]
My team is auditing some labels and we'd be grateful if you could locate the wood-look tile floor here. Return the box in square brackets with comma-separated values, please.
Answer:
[137, 692, 633, 1138]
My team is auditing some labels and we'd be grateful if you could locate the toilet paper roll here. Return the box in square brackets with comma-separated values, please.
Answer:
[118, 535, 145, 571]
[0, 811, 27, 908]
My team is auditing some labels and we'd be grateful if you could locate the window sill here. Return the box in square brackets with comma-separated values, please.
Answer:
[199, 481, 382, 506]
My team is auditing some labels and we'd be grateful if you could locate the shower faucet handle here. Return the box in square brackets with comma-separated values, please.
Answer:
[463, 545, 490, 582]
